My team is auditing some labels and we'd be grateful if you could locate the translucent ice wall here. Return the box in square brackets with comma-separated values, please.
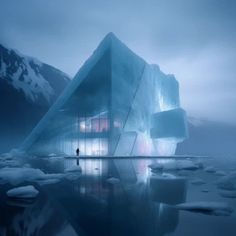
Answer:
[113, 60, 187, 156]
[148, 65, 188, 156]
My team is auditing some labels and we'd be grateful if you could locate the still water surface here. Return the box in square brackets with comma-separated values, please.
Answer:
[0, 156, 236, 236]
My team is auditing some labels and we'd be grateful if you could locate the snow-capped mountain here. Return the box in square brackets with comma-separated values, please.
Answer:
[0, 44, 71, 152]
[176, 117, 236, 157]
[0, 44, 70, 106]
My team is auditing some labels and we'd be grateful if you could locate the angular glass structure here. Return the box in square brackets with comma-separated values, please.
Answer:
[20, 33, 188, 156]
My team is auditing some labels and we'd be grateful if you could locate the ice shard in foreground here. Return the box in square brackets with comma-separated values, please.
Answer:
[20, 33, 188, 156]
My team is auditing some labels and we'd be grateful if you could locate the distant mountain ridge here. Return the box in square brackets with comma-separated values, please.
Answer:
[0, 44, 71, 152]
[177, 117, 236, 157]
[0, 44, 70, 106]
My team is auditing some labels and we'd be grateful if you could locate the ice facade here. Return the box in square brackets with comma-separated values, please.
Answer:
[20, 33, 188, 156]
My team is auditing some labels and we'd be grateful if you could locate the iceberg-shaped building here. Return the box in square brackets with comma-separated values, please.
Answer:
[20, 33, 188, 156]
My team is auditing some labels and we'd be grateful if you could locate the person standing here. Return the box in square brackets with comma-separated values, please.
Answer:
[76, 147, 80, 165]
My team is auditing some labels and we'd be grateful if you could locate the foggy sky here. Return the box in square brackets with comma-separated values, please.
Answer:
[0, 0, 236, 124]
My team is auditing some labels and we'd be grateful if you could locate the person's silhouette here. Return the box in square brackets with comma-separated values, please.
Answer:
[76, 148, 80, 165]
[76, 148, 80, 156]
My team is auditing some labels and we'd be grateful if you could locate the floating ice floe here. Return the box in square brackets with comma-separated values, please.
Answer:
[219, 190, 236, 198]
[201, 189, 209, 193]
[7, 185, 39, 199]
[148, 160, 201, 171]
[215, 170, 227, 176]
[177, 170, 193, 176]
[36, 178, 61, 186]
[23, 163, 31, 168]
[2, 149, 27, 158]
[0, 167, 64, 185]
[106, 177, 120, 185]
[217, 171, 236, 191]
[0, 155, 21, 168]
[65, 165, 82, 173]
[161, 173, 177, 179]
[204, 166, 216, 173]
[65, 173, 81, 181]
[175, 201, 233, 216]
[190, 177, 206, 185]
[48, 153, 57, 157]
[0, 149, 30, 168]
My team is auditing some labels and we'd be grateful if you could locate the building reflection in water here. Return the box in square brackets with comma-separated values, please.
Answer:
[0, 158, 188, 236]
[148, 173, 187, 236]
[49, 158, 188, 236]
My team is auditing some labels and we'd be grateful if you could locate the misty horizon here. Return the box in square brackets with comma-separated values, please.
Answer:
[1, 0, 236, 125]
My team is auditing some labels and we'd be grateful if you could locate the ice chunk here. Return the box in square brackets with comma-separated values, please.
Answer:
[106, 177, 120, 184]
[36, 178, 61, 186]
[65, 173, 81, 181]
[201, 189, 209, 193]
[161, 173, 176, 179]
[0, 167, 45, 185]
[190, 178, 206, 185]
[2, 149, 27, 158]
[7, 185, 39, 199]
[215, 170, 226, 176]
[176, 201, 233, 216]
[0, 167, 63, 185]
[219, 190, 236, 198]
[65, 165, 82, 172]
[177, 170, 193, 176]
[148, 163, 163, 170]
[0, 153, 21, 168]
[48, 153, 57, 157]
[23, 163, 31, 168]
[194, 160, 204, 169]
[204, 166, 216, 173]
[149, 160, 200, 171]
[217, 171, 236, 191]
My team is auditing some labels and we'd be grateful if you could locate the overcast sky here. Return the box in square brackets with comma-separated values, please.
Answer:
[0, 0, 236, 124]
